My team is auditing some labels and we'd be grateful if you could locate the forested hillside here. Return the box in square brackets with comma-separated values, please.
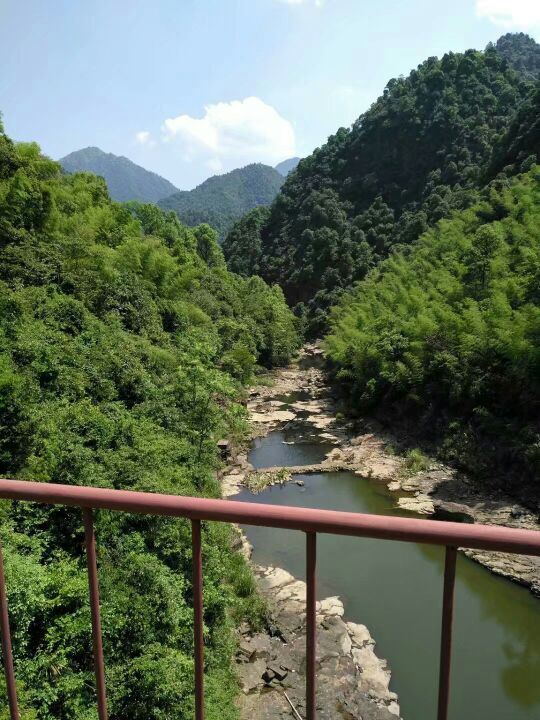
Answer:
[59, 146, 178, 203]
[486, 82, 540, 179]
[0, 121, 298, 719]
[325, 168, 540, 497]
[158, 163, 284, 239]
[224, 34, 540, 336]
[493, 32, 540, 81]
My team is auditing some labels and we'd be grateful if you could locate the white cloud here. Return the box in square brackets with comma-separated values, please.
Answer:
[476, 0, 540, 28]
[135, 130, 155, 147]
[161, 97, 296, 169]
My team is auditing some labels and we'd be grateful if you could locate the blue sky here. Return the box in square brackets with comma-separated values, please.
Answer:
[1, 0, 539, 189]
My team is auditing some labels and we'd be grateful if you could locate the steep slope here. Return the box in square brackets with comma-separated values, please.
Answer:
[223, 33, 539, 336]
[59, 146, 178, 202]
[275, 157, 301, 176]
[325, 167, 540, 497]
[158, 163, 284, 238]
[0, 125, 298, 718]
[487, 80, 540, 179]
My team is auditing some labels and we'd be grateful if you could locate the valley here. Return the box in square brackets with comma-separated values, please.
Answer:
[223, 347, 540, 719]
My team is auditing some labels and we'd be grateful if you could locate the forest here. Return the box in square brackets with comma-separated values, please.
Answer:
[223, 33, 540, 337]
[221, 31, 540, 495]
[325, 168, 540, 496]
[157, 163, 284, 239]
[0, 123, 298, 718]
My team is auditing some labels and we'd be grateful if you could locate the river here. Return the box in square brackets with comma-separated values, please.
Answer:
[237, 388, 540, 720]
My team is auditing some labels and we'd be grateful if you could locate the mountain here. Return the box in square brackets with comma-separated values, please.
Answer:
[325, 167, 540, 496]
[158, 162, 284, 238]
[59, 146, 178, 203]
[275, 157, 301, 176]
[223, 33, 540, 336]
[493, 32, 540, 81]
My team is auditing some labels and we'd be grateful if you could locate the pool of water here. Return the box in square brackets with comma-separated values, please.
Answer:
[239, 436, 540, 719]
[249, 430, 334, 469]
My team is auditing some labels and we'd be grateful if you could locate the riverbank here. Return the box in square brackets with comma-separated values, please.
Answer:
[223, 345, 540, 597]
[224, 348, 402, 719]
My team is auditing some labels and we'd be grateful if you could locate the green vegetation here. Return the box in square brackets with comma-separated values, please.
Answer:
[325, 168, 540, 493]
[486, 81, 540, 180]
[158, 163, 284, 239]
[59, 146, 178, 203]
[222, 206, 270, 278]
[223, 34, 540, 336]
[401, 449, 431, 476]
[0, 121, 298, 719]
[493, 32, 540, 82]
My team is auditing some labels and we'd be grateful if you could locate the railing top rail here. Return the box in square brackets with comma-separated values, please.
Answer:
[0, 478, 539, 556]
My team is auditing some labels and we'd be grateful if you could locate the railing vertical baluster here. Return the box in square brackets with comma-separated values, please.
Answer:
[192, 519, 204, 720]
[437, 545, 457, 720]
[306, 531, 317, 720]
[0, 540, 19, 720]
[83, 509, 108, 720]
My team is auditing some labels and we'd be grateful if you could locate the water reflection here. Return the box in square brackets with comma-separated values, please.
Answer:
[238, 465, 540, 719]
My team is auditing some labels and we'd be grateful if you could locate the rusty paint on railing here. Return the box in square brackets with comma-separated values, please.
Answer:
[83, 509, 108, 720]
[0, 477, 538, 720]
[0, 479, 538, 555]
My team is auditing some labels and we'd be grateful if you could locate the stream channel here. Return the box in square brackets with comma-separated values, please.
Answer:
[237, 389, 540, 719]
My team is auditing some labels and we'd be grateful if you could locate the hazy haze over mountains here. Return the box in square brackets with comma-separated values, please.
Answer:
[59, 146, 178, 203]
[275, 157, 301, 176]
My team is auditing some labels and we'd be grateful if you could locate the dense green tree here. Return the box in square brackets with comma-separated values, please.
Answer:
[158, 164, 284, 239]
[325, 167, 540, 496]
[222, 206, 269, 277]
[0, 119, 299, 719]
[486, 81, 540, 179]
[227, 34, 539, 336]
[492, 32, 540, 82]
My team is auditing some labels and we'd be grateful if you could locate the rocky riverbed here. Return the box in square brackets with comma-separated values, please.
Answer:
[224, 348, 402, 718]
[234, 561, 400, 719]
[223, 346, 540, 597]
[222, 345, 540, 718]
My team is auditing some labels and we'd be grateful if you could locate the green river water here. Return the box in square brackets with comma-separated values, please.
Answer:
[238, 405, 540, 719]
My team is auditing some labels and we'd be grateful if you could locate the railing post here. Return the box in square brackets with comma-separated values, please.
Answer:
[83, 509, 108, 720]
[306, 531, 317, 720]
[192, 519, 204, 720]
[437, 545, 457, 720]
[0, 539, 19, 720]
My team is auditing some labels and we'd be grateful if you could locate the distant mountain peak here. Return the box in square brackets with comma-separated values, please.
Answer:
[158, 163, 284, 238]
[275, 157, 301, 176]
[59, 147, 178, 203]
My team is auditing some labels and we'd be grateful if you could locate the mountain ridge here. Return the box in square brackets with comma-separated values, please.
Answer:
[158, 162, 284, 238]
[59, 146, 178, 203]
[223, 32, 540, 335]
[275, 157, 301, 176]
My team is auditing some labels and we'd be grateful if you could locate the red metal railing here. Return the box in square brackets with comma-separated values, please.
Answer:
[0, 478, 539, 720]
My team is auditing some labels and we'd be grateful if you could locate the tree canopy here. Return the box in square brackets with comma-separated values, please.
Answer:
[0, 118, 298, 719]
[158, 163, 284, 240]
[325, 167, 540, 495]
[223, 34, 540, 337]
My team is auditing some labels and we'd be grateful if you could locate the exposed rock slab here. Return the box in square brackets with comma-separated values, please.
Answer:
[236, 563, 401, 720]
